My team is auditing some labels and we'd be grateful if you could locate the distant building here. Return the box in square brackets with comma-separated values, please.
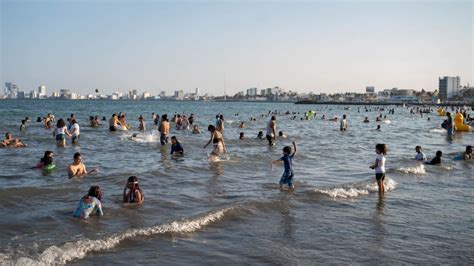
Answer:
[174, 90, 184, 100]
[30, 90, 38, 99]
[439, 76, 460, 101]
[60, 89, 72, 99]
[366, 86, 375, 96]
[142, 92, 151, 99]
[38, 85, 46, 98]
[247, 87, 257, 97]
[195, 88, 200, 96]
[4, 82, 19, 98]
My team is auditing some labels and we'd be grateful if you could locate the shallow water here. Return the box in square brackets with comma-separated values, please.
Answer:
[0, 100, 473, 264]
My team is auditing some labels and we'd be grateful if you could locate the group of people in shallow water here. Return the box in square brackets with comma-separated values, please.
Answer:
[2, 105, 473, 218]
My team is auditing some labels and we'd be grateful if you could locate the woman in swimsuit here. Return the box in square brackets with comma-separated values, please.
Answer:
[204, 125, 227, 158]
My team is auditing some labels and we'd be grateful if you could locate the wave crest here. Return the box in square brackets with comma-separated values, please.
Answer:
[397, 164, 426, 175]
[314, 178, 397, 198]
[13, 207, 234, 265]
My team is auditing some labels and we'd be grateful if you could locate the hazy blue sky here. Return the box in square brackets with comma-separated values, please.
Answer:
[1, 0, 472, 96]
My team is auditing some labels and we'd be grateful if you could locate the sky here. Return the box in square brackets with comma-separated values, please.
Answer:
[1, 0, 472, 96]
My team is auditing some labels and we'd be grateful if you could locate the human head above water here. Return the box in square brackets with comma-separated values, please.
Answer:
[436, 150, 443, 157]
[73, 152, 82, 161]
[208, 125, 216, 132]
[466, 145, 472, 154]
[88, 185, 102, 200]
[57, 119, 66, 128]
[375, 143, 387, 155]
[415, 146, 422, 152]
[283, 146, 292, 155]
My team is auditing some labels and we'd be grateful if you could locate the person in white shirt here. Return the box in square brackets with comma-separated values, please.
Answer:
[370, 143, 387, 195]
[69, 119, 80, 144]
[415, 146, 427, 161]
[340, 114, 348, 131]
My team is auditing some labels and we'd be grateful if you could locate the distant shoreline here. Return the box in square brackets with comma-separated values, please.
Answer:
[295, 100, 474, 108]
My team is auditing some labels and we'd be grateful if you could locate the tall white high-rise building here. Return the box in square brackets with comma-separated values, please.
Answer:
[439, 76, 461, 101]
[195, 88, 200, 96]
[38, 85, 46, 98]
[247, 87, 257, 96]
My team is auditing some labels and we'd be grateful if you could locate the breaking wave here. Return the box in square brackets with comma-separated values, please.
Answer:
[397, 164, 426, 175]
[314, 178, 397, 198]
[11, 207, 234, 265]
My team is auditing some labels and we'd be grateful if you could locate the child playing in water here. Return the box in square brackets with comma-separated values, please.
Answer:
[37, 151, 54, 169]
[19, 119, 26, 132]
[273, 141, 297, 189]
[170, 136, 184, 155]
[370, 143, 387, 195]
[123, 176, 144, 204]
[73, 186, 103, 219]
[192, 125, 201, 134]
[461, 145, 472, 160]
[415, 146, 427, 161]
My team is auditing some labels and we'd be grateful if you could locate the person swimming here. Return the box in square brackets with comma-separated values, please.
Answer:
[239, 132, 245, 139]
[364, 117, 370, 123]
[278, 131, 287, 138]
[36, 151, 54, 169]
[73, 186, 103, 219]
[257, 131, 264, 139]
[1, 132, 26, 148]
[425, 150, 442, 165]
[191, 125, 201, 134]
[123, 176, 144, 204]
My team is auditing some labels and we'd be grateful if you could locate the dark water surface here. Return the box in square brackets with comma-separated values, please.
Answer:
[0, 100, 472, 264]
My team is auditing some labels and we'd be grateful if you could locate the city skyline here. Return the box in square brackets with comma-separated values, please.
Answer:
[1, 0, 472, 96]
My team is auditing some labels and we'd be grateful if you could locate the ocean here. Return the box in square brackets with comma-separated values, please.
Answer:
[0, 100, 472, 264]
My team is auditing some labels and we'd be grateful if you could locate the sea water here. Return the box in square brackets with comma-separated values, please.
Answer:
[0, 100, 472, 264]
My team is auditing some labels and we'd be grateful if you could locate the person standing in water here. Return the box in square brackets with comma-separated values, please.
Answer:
[204, 125, 227, 159]
[138, 115, 146, 131]
[340, 114, 348, 131]
[159, 114, 170, 145]
[446, 112, 454, 137]
[370, 143, 387, 195]
[266, 116, 276, 146]
[69, 119, 80, 144]
[216, 115, 225, 133]
[272, 141, 297, 189]
[53, 119, 71, 147]
[109, 114, 118, 131]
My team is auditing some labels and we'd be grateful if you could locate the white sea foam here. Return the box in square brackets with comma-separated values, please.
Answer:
[397, 164, 426, 175]
[12, 207, 233, 265]
[121, 131, 159, 143]
[314, 178, 397, 199]
[429, 128, 446, 133]
[383, 120, 391, 124]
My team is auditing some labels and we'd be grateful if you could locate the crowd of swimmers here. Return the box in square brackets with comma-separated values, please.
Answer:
[1, 105, 473, 218]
